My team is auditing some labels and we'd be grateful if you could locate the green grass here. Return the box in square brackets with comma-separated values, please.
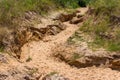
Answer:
[80, 17, 120, 51]
[0, 0, 55, 26]
[26, 56, 32, 62]
[79, 0, 120, 52]
[0, 0, 81, 26]
[54, 0, 79, 8]
[89, 0, 120, 16]
[108, 42, 120, 51]
[72, 53, 83, 60]
[0, 0, 81, 53]
[67, 31, 84, 45]
[92, 37, 120, 52]
[0, 46, 4, 52]
[27, 67, 38, 75]
[47, 71, 58, 76]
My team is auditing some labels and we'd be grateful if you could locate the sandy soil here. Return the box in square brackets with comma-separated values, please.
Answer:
[0, 8, 120, 80]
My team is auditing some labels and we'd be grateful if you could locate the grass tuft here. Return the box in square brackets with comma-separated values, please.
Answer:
[79, 0, 120, 52]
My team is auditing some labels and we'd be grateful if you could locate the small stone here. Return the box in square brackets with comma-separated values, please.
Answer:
[0, 54, 8, 63]
[70, 17, 84, 24]
[58, 12, 76, 22]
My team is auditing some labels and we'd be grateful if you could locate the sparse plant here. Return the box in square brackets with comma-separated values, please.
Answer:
[0, 46, 4, 52]
[54, 0, 79, 8]
[0, 0, 55, 26]
[71, 53, 83, 61]
[67, 31, 84, 44]
[26, 56, 32, 62]
[108, 42, 120, 51]
[27, 68, 38, 76]
[47, 71, 58, 76]
[79, 0, 120, 52]
[89, 0, 120, 16]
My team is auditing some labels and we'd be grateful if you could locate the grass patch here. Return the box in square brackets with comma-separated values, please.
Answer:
[0, 0, 55, 26]
[89, 0, 120, 16]
[0, 0, 81, 55]
[0, 0, 81, 26]
[47, 71, 58, 76]
[0, 46, 4, 52]
[67, 31, 84, 44]
[80, 16, 120, 51]
[27, 67, 38, 75]
[79, 0, 120, 52]
[108, 42, 120, 51]
[81, 17, 120, 51]
[54, 0, 79, 8]
[26, 56, 32, 62]
[72, 53, 83, 60]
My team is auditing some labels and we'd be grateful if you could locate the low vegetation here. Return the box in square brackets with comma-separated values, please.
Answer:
[0, 0, 81, 54]
[0, 0, 55, 26]
[0, 0, 119, 56]
[0, 0, 91, 26]
[0, 0, 82, 26]
[80, 0, 120, 51]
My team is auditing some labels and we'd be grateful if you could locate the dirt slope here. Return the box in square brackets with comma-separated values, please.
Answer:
[0, 8, 120, 80]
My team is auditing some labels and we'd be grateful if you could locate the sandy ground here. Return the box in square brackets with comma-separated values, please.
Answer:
[0, 8, 120, 80]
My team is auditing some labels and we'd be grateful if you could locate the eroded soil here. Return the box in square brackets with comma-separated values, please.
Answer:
[0, 8, 120, 80]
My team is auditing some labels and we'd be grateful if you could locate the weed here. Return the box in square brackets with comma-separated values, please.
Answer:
[27, 68, 38, 75]
[89, 0, 120, 16]
[71, 53, 83, 61]
[26, 56, 32, 62]
[108, 42, 120, 52]
[54, 0, 79, 8]
[47, 71, 58, 76]
[80, 0, 120, 52]
[67, 31, 84, 44]
[0, 47, 4, 52]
